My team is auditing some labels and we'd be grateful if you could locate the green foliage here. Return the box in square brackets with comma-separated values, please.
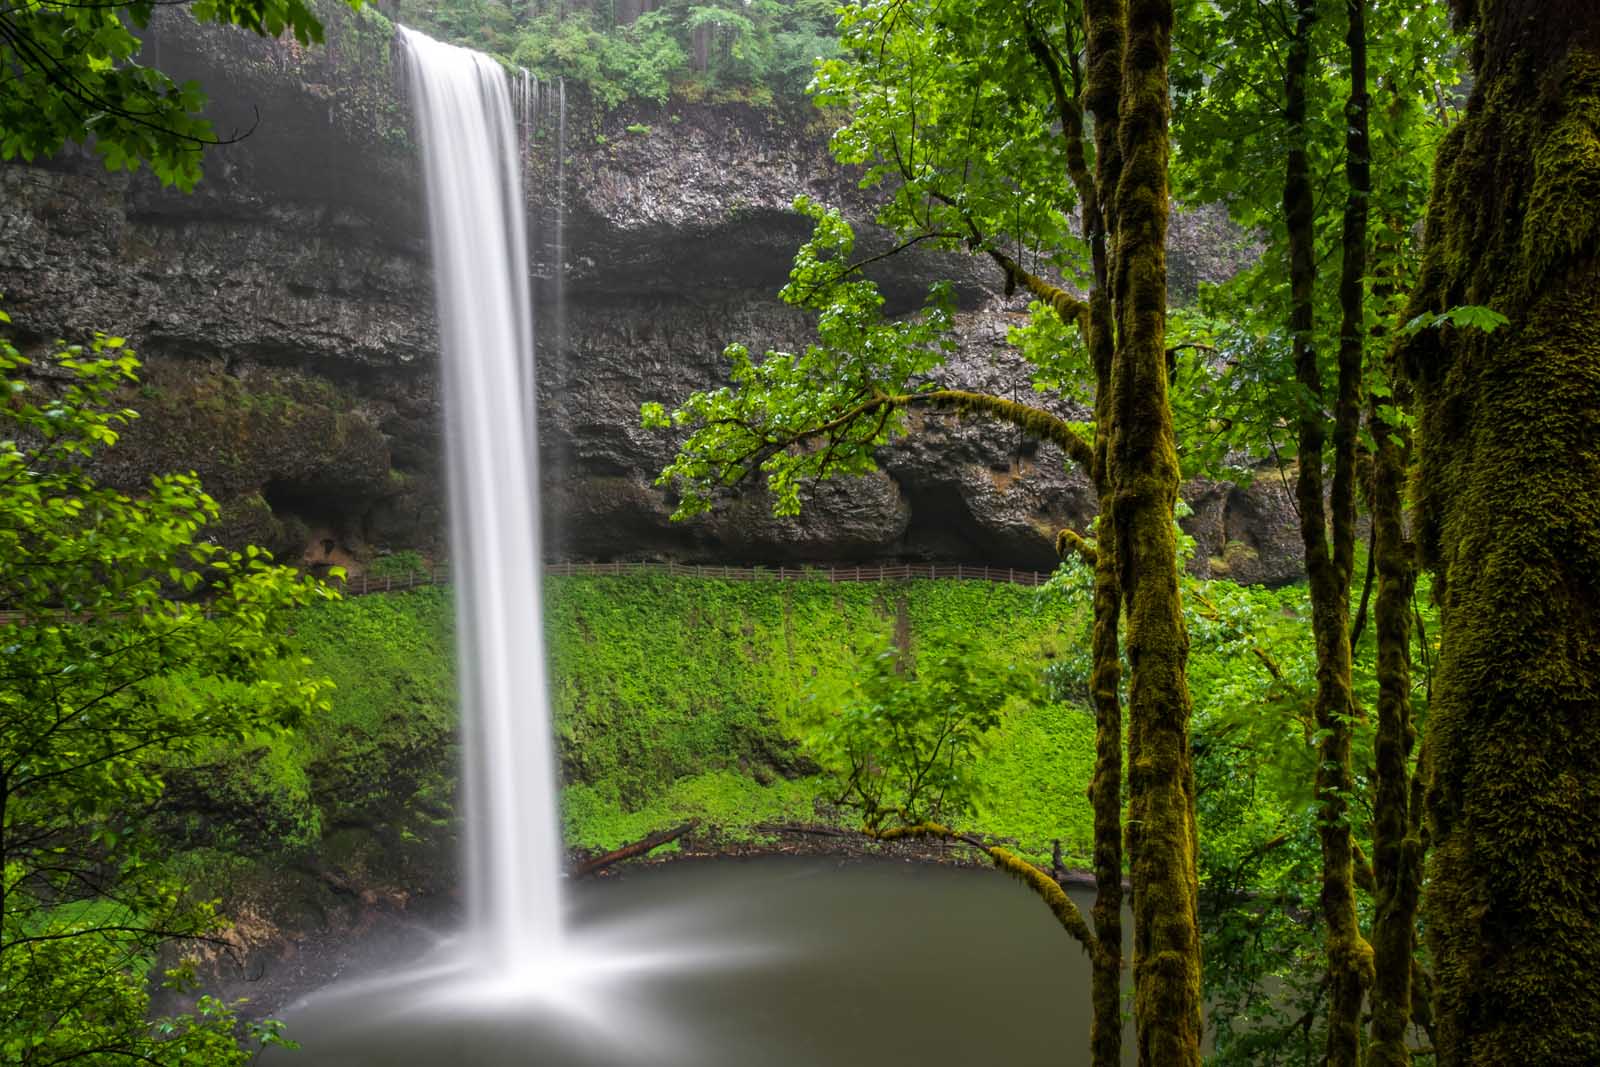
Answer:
[644, 197, 956, 517]
[561, 770, 825, 852]
[643, 0, 1118, 530]
[1167, 0, 1467, 480]
[1182, 559, 1440, 1064]
[812, 0, 1085, 273]
[544, 574, 1055, 798]
[510, 7, 687, 107]
[369, 549, 429, 580]
[2, 930, 297, 1063]
[965, 699, 1096, 863]
[399, 0, 840, 108]
[812, 631, 1039, 831]
[276, 585, 456, 831]
[0, 317, 337, 1063]
[292, 574, 1084, 854]
[0, 0, 361, 190]
[1399, 303, 1511, 336]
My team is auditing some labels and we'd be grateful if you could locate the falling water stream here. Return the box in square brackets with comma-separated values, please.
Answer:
[400, 26, 564, 983]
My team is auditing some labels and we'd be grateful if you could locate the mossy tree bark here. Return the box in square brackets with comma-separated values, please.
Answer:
[1036, 3, 1128, 1060]
[1061, 0, 1128, 1057]
[1284, 0, 1375, 1059]
[1108, 0, 1203, 1062]
[1364, 373, 1420, 1067]
[1398, 1, 1600, 1062]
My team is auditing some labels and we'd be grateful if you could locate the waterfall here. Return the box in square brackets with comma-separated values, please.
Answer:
[399, 26, 564, 984]
[553, 78, 567, 368]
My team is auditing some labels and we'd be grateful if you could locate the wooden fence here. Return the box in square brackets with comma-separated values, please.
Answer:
[340, 559, 1053, 597]
[0, 561, 1054, 625]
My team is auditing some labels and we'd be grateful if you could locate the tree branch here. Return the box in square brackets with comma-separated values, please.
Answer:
[868, 821, 1103, 961]
[1057, 528, 1098, 566]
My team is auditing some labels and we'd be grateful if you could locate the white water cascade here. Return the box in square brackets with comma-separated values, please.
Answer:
[399, 26, 565, 985]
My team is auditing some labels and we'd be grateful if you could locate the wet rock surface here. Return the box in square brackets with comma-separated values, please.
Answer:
[0, 9, 1297, 582]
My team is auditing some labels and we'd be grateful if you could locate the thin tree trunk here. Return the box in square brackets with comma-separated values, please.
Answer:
[1399, 2, 1600, 1062]
[1330, 0, 1377, 1060]
[1083, 3, 1128, 1061]
[1364, 205, 1424, 1065]
[1284, 0, 1374, 1059]
[1108, 0, 1203, 1062]
[1364, 376, 1419, 1067]
[1280, 0, 1382, 1062]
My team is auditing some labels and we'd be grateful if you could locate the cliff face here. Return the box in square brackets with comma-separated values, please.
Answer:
[0, 9, 1299, 583]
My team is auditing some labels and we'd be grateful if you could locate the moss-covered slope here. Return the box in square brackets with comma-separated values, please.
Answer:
[264, 576, 1097, 875]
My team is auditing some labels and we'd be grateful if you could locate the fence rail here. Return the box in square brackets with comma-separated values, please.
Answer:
[341, 559, 1052, 597]
[0, 561, 1053, 625]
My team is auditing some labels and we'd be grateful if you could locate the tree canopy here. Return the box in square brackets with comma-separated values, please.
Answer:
[0, 319, 340, 1062]
[0, 0, 357, 189]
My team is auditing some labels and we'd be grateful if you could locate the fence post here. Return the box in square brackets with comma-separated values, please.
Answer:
[360, 573, 368, 596]
[957, 563, 963, 580]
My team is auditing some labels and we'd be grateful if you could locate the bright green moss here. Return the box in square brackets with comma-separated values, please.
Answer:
[232, 577, 1090, 859]
[1400, 20, 1600, 1063]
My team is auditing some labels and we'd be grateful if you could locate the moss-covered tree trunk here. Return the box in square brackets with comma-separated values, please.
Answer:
[1364, 375, 1420, 1067]
[1081, 4, 1127, 1062]
[1108, 0, 1203, 1061]
[1284, 0, 1375, 1058]
[1398, 1, 1600, 1062]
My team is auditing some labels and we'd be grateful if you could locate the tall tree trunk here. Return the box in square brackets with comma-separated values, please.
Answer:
[1284, 0, 1374, 1059]
[1082, 4, 1128, 1062]
[1081, 2, 1132, 1062]
[1108, 0, 1203, 1062]
[1399, 1, 1600, 1062]
[1364, 204, 1424, 1064]
[1364, 375, 1420, 1067]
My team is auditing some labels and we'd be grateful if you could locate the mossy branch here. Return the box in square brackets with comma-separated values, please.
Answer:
[1023, 23, 1099, 239]
[869, 821, 1101, 959]
[890, 388, 1095, 471]
[1057, 528, 1098, 566]
[1351, 840, 1377, 896]
[1251, 645, 1286, 681]
[731, 390, 1093, 474]
[988, 250, 1092, 338]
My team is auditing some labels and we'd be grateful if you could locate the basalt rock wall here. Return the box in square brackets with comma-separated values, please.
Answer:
[0, 6, 1298, 584]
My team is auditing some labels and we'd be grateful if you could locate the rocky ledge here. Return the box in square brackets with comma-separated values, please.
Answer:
[0, 4, 1297, 584]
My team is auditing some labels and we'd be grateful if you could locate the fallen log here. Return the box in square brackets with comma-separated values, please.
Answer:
[572, 820, 699, 878]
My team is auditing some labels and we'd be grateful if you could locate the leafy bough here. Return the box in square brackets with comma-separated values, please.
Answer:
[809, 631, 1109, 966]
[642, 197, 1094, 517]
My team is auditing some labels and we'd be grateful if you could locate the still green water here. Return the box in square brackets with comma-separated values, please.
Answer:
[262, 856, 1128, 1066]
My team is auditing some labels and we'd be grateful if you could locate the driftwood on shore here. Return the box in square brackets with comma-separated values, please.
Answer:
[572, 820, 699, 878]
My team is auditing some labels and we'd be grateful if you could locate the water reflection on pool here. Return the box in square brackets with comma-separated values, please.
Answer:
[263, 856, 1129, 1066]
